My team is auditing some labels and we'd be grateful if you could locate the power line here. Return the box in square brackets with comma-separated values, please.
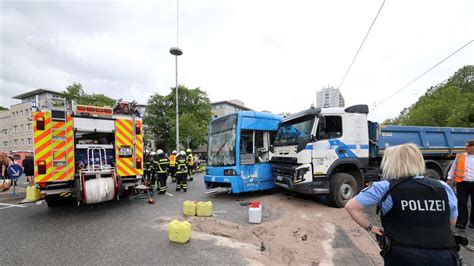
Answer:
[338, 0, 385, 90]
[372, 39, 473, 112]
[326, 0, 385, 108]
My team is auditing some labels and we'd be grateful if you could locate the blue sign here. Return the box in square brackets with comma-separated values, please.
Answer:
[7, 164, 23, 180]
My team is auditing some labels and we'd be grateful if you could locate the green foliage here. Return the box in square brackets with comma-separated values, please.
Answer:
[0, 106, 8, 111]
[144, 85, 212, 152]
[386, 65, 474, 127]
[61, 83, 116, 107]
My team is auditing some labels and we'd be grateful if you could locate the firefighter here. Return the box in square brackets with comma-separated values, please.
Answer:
[175, 151, 188, 192]
[154, 149, 169, 194]
[169, 150, 177, 182]
[186, 148, 194, 181]
[148, 151, 157, 190]
[143, 150, 153, 185]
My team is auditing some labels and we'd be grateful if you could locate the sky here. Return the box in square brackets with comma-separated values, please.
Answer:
[0, 0, 473, 122]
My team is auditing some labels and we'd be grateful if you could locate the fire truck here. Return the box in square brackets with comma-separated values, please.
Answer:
[33, 98, 143, 207]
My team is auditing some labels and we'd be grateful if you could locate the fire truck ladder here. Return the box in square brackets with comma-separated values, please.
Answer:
[50, 98, 69, 181]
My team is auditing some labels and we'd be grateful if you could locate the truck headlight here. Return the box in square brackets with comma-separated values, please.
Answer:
[294, 167, 310, 182]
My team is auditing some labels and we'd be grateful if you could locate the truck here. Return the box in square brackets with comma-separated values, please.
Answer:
[32, 98, 143, 207]
[270, 104, 474, 208]
[204, 111, 282, 193]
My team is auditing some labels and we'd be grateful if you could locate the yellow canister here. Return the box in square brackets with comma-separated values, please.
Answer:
[183, 200, 197, 216]
[26, 186, 42, 201]
[168, 220, 191, 243]
[196, 201, 213, 217]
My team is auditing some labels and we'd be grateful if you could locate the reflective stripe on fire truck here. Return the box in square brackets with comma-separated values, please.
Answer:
[115, 118, 142, 176]
[34, 111, 53, 183]
[66, 115, 74, 180]
[135, 119, 143, 175]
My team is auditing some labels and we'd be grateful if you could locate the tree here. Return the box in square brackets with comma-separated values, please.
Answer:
[0, 106, 8, 111]
[60, 83, 116, 107]
[385, 65, 474, 127]
[145, 85, 212, 152]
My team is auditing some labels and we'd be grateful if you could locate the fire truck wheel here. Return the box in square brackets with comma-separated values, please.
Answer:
[45, 195, 62, 208]
[328, 172, 357, 208]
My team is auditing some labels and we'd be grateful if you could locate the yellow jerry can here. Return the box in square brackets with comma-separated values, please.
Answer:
[168, 220, 191, 244]
[196, 201, 213, 217]
[26, 186, 42, 201]
[183, 201, 197, 216]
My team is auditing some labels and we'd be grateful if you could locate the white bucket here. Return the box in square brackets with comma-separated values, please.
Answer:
[84, 177, 115, 204]
[249, 201, 262, 224]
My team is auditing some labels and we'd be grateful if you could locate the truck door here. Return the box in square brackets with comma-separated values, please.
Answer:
[33, 111, 53, 183]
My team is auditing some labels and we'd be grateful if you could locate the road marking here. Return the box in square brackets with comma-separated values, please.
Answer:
[0, 203, 26, 209]
[166, 192, 174, 197]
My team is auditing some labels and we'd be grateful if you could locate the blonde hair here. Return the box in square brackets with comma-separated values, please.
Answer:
[381, 143, 425, 180]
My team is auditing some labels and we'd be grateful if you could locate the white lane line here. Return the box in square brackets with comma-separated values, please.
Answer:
[166, 192, 174, 197]
[0, 203, 26, 208]
[0, 206, 15, 210]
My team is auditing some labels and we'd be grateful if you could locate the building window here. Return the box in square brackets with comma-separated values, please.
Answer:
[14, 139, 18, 146]
[27, 123, 32, 131]
[13, 125, 17, 133]
[20, 125, 24, 132]
[2, 129, 6, 135]
[3, 141, 7, 148]
[28, 108, 32, 117]
[20, 110, 23, 118]
[27, 138, 32, 145]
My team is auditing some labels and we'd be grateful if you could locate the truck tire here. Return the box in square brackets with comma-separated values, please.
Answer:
[425, 168, 441, 180]
[45, 195, 61, 208]
[328, 173, 357, 208]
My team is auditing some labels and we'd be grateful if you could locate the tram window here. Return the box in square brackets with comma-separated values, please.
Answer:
[240, 130, 255, 165]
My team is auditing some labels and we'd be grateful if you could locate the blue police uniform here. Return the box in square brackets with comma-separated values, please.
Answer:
[355, 176, 459, 266]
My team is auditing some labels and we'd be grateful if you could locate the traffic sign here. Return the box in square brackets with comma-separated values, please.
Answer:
[7, 164, 23, 180]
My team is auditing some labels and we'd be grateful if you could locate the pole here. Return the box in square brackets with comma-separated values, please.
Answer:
[175, 56, 179, 152]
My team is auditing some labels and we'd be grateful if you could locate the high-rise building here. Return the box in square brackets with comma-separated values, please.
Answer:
[316, 87, 345, 108]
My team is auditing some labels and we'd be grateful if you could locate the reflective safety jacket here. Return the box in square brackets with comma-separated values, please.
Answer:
[169, 155, 176, 167]
[154, 154, 169, 174]
[453, 152, 467, 183]
[176, 155, 188, 174]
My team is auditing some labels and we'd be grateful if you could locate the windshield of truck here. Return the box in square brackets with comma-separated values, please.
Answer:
[207, 114, 237, 166]
[273, 115, 314, 146]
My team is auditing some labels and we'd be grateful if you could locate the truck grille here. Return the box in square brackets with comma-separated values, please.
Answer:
[272, 164, 298, 179]
[271, 156, 297, 164]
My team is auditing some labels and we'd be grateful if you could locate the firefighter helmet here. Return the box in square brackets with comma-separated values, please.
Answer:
[179, 150, 186, 156]
[150, 151, 156, 156]
[157, 149, 164, 155]
[172, 150, 177, 154]
[186, 148, 192, 153]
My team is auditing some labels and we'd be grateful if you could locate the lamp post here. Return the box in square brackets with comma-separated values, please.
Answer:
[170, 47, 183, 152]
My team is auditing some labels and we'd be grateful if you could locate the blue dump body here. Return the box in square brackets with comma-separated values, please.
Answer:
[370, 124, 474, 158]
[205, 111, 282, 193]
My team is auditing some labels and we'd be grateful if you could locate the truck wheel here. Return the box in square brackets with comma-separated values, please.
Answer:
[425, 168, 441, 180]
[328, 173, 357, 208]
[45, 195, 61, 208]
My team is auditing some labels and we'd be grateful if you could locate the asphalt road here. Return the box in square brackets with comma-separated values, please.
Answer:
[0, 173, 258, 265]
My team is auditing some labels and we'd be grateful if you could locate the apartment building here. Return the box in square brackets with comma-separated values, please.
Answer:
[0, 88, 61, 156]
[211, 99, 251, 118]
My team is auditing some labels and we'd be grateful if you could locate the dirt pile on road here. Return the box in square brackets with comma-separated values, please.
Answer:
[159, 193, 382, 265]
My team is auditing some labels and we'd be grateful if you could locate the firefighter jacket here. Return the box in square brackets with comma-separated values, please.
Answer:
[176, 155, 188, 174]
[187, 154, 194, 166]
[154, 154, 169, 174]
[381, 178, 456, 249]
[169, 154, 176, 167]
[144, 154, 152, 172]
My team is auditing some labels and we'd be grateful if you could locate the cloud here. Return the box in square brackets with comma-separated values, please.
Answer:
[1, 0, 473, 122]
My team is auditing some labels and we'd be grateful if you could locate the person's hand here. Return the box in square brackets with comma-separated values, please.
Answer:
[370, 226, 384, 236]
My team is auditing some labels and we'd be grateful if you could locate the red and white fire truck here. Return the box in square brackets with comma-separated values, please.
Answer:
[33, 98, 143, 207]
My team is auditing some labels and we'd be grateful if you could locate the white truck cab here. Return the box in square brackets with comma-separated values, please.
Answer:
[271, 105, 369, 207]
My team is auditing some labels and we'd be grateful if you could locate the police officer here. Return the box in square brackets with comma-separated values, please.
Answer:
[169, 150, 177, 183]
[154, 149, 169, 194]
[345, 144, 459, 265]
[186, 148, 194, 181]
[175, 151, 188, 192]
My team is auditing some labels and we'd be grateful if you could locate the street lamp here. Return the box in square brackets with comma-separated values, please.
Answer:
[170, 47, 183, 152]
